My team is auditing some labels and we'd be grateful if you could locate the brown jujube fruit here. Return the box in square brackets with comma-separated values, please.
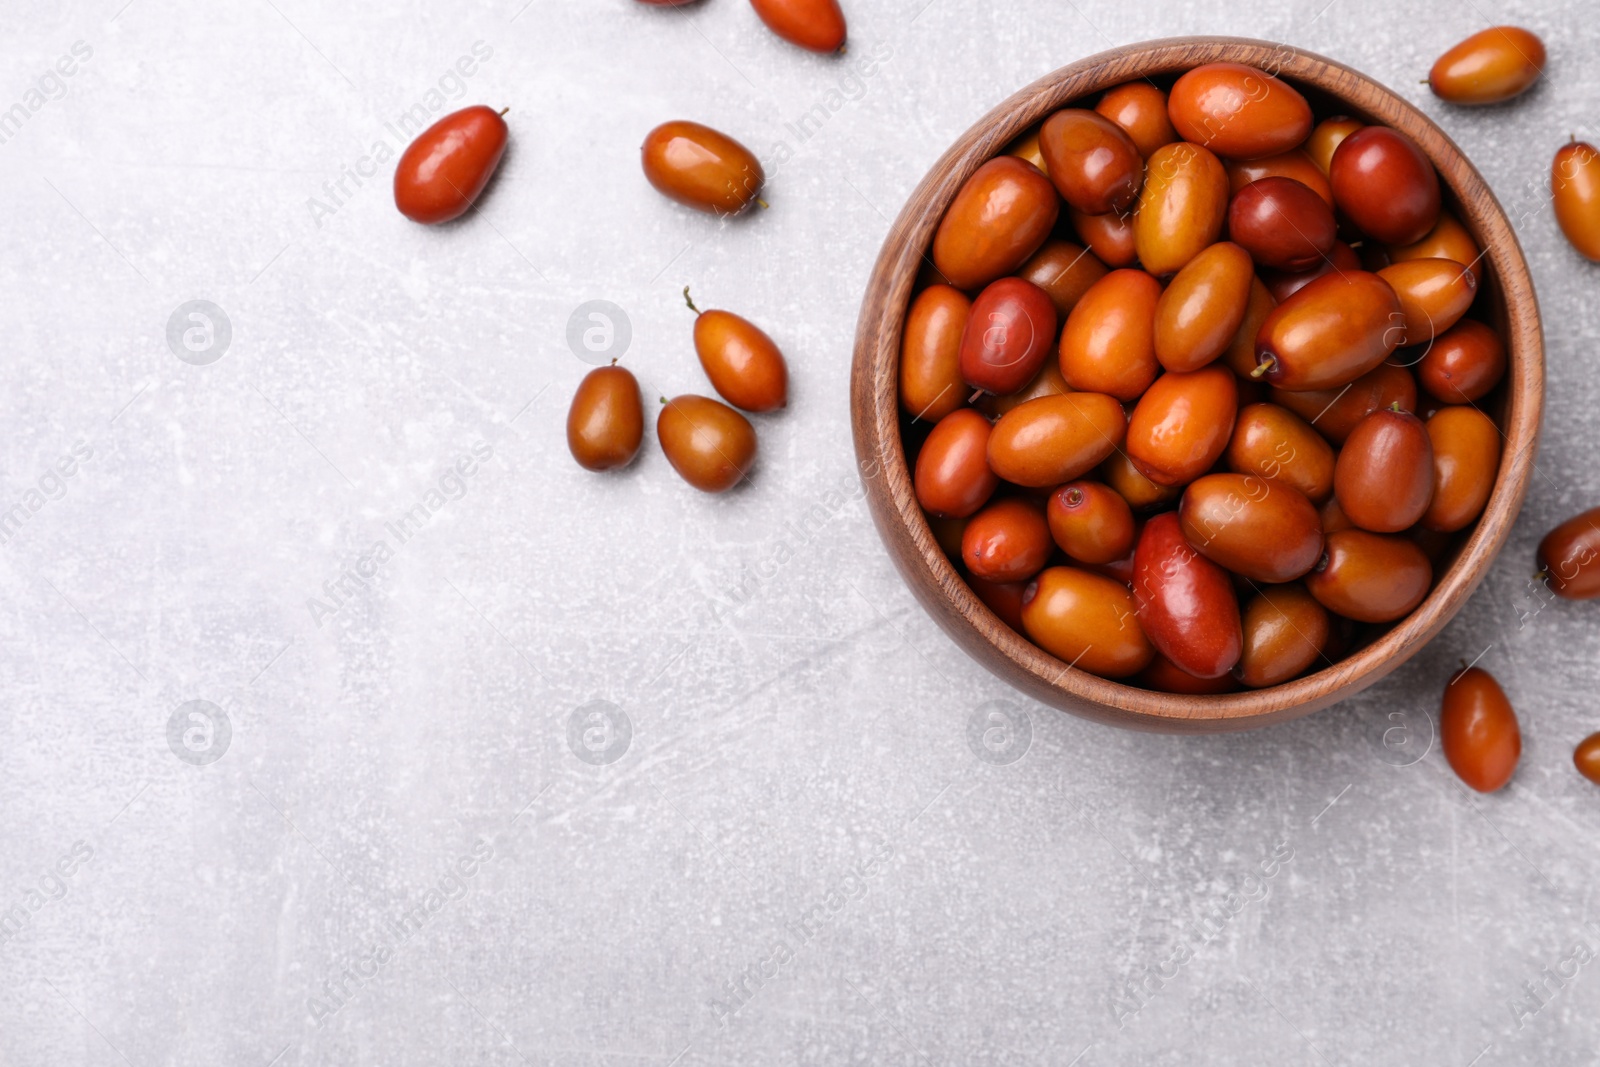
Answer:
[642, 120, 765, 216]
[1253, 271, 1403, 391]
[1440, 667, 1521, 793]
[1038, 108, 1145, 216]
[1329, 126, 1440, 246]
[1305, 529, 1432, 622]
[1166, 62, 1313, 159]
[1422, 406, 1500, 532]
[1096, 82, 1178, 159]
[960, 277, 1058, 395]
[658, 394, 758, 493]
[1059, 269, 1161, 400]
[1047, 480, 1135, 565]
[1270, 362, 1417, 444]
[749, 0, 847, 53]
[1017, 239, 1110, 319]
[1417, 319, 1506, 403]
[1553, 140, 1600, 262]
[987, 393, 1127, 488]
[932, 157, 1059, 290]
[915, 409, 998, 518]
[1126, 365, 1238, 487]
[1069, 207, 1138, 268]
[899, 284, 970, 422]
[1334, 407, 1434, 532]
[1387, 211, 1481, 287]
[567, 365, 644, 471]
[1235, 585, 1330, 688]
[1227, 402, 1336, 503]
[976, 358, 1070, 419]
[1133, 142, 1229, 276]
[1153, 241, 1253, 372]
[1377, 259, 1476, 345]
[1021, 567, 1154, 679]
[1574, 733, 1600, 786]
[1132, 512, 1242, 679]
[1429, 27, 1546, 105]
[1179, 473, 1324, 583]
[394, 105, 509, 224]
[1305, 116, 1362, 176]
[962, 498, 1052, 583]
[1227, 177, 1337, 271]
[1226, 150, 1334, 207]
[1537, 507, 1600, 600]
[689, 293, 788, 412]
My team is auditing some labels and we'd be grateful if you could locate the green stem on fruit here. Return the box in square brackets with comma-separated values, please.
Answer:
[683, 286, 699, 315]
[756, 197, 770, 210]
[1249, 356, 1276, 379]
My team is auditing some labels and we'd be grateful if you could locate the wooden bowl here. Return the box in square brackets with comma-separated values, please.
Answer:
[850, 37, 1543, 733]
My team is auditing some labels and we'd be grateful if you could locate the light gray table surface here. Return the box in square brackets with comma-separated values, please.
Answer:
[3, 0, 1599, 1064]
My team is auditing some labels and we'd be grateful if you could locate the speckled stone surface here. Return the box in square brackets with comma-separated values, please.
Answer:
[2, 1, 1599, 1064]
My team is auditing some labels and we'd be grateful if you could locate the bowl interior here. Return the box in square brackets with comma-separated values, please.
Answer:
[850, 37, 1543, 732]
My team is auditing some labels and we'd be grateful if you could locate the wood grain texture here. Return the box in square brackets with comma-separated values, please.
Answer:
[850, 37, 1544, 733]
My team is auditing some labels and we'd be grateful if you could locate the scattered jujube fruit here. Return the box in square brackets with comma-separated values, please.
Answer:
[394, 105, 508, 224]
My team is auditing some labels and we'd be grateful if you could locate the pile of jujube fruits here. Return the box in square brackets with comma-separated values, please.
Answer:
[903, 60, 1514, 693]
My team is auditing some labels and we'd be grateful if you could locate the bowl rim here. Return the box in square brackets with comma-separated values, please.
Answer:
[849, 36, 1545, 732]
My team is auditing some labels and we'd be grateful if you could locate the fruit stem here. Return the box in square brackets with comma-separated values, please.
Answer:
[756, 197, 770, 210]
[499, 107, 510, 117]
[968, 388, 985, 404]
[1249, 356, 1275, 379]
[683, 286, 699, 315]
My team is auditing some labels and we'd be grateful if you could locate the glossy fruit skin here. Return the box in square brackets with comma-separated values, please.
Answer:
[1553, 141, 1600, 262]
[1167, 62, 1312, 159]
[1335, 408, 1435, 532]
[748, 0, 846, 52]
[1127, 365, 1238, 487]
[1575, 733, 1600, 785]
[1221, 278, 1277, 378]
[1261, 240, 1359, 304]
[658, 395, 757, 492]
[1235, 584, 1329, 688]
[394, 106, 508, 224]
[1017, 239, 1109, 319]
[933, 157, 1059, 290]
[1429, 27, 1546, 105]
[1271, 362, 1417, 445]
[1038, 108, 1144, 215]
[1417, 319, 1506, 403]
[642, 121, 765, 215]
[1141, 653, 1241, 694]
[1330, 127, 1441, 246]
[1537, 507, 1600, 600]
[900, 285, 970, 422]
[968, 575, 1027, 632]
[1377, 258, 1477, 346]
[1227, 176, 1337, 272]
[959, 277, 1058, 395]
[1180, 473, 1324, 583]
[962, 498, 1052, 583]
[1047, 480, 1136, 565]
[1227, 150, 1333, 206]
[1134, 142, 1229, 276]
[987, 393, 1127, 488]
[1254, 271, 1403, 391]
[1069, 208, 1138, 268]
[976, 359, 1070, 419]
[1096, 82, 1178, 159]
[1154, 241, 1253, 372]
[1101, 450, 1181, 512]
[1440, 667, 1521, 793]
[915, 409, 998, 518]
[695, 309, 788, 412]
[1227, 402, 1336, 503]
[567, 365, 644, 471]
[1305, 529, 1432, 622]
[1388, 211, 1482, 286]
[1305, 116, 1362, 175]
[1131, 512, 1242, 679]
[1059, 269, 1160, 400]
[1422, 406, 1500, 532]
[1021, 567, 1154, 679]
